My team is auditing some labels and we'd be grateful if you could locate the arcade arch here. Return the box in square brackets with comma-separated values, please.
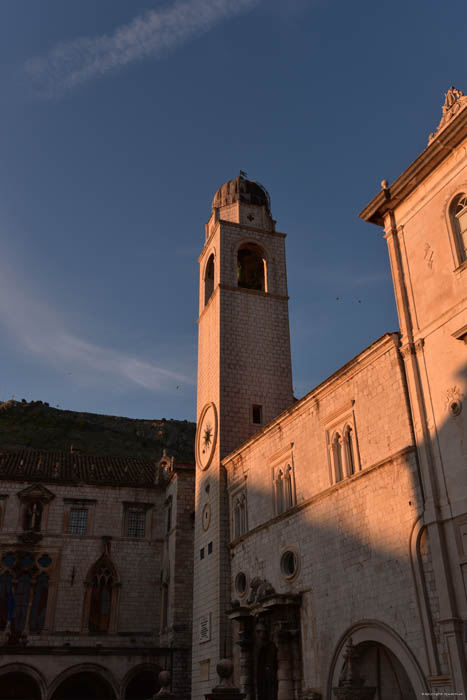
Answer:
[0, 664, 45, 700]
[48, 664, 117, 700]
[327, 622, 428, 699]
[123, 664, 161, 700]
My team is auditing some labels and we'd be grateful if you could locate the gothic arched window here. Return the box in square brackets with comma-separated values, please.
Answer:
[29, 572, 49, 633]
[344, 426, 355, 476]
[204, 253, 215, 305]
[284, 466, 294, 509]
[89, 566, 113, 633]
[0, 552, 52, 635]
[333, 433, 344, 482]
[450, 194, 467, 265]
[276, 469, 284, 514]
[232, 492, 247, 539]
[237, 243, 266, 291]
[85, 555, 119, 635]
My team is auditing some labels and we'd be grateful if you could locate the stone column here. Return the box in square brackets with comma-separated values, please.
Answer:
[291, 629, 302, 700]
[274, 626, 294, 700]
[237, 622, 254, 700]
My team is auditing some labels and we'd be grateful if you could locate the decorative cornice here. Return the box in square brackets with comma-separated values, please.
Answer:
[219, 284, 289, 302]
[360, 87, 467, 226]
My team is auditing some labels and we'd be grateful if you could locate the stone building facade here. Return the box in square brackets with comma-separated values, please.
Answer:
[1, 86, 466, 700]
[0, 449, 194, 700]
[192, 88, 467, 699]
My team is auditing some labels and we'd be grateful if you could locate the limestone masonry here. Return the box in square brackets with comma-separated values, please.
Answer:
[1, 87, 467, 699]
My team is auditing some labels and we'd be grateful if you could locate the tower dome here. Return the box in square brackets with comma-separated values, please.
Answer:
[212, 174, 271, 214]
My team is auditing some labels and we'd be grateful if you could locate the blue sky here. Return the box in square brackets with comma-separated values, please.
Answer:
[0, 0, 464, 421]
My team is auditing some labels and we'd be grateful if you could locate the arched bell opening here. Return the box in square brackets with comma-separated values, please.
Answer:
[237, 243, 267, 292]
[204, 253, 215, 305]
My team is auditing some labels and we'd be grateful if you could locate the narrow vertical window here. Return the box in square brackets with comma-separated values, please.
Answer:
[234, 498, 241, 539]
[15, 572, 32, 634]
[89, 566, 113, 633]
[451, 195, 467, 264]
[29, 572, 49, 633]
[284, 466, 293, 509]
[252, 404, 263, 425]
[0, 571, 12, 631]
[161, 583, 169, 629]
[204, 254, 215, 305]
[276, 470, 284, 514]
[166, 504, 172, 534]
[345, 426, 355, 476]
[85, 556, 118, 635]
[333, 433, 343, 482]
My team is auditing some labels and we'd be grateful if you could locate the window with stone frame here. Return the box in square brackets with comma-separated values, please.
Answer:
[63, 499, 95, 536]
[270, 444, 296, 517]
[450, 193, 467, 266]
[0, 551, 54, 636]
[273, 464, 296, 515]
[83, 553, 119, 635]
[232, 489, 247, 539]
[325, 401, 360, 485]
[68, 508, 88, 535]
[122, 502, 152, 538]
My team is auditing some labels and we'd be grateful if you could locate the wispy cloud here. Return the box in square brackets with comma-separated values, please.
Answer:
[0, 260, 194, 394]
[23, 0, 258, 97]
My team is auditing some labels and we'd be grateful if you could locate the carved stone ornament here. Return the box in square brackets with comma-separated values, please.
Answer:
[400, 343, 415, 359]
[246, 577, 276, 605]
[446, 386, 463, 416]
[424, 242, 434, 269]
[429, 86, 467, 143]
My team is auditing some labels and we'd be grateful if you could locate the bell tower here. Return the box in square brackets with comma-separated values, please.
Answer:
[191, 174, 293, 698]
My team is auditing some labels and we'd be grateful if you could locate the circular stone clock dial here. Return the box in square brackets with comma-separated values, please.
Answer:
[202, 503, 211, 531]
[196, 402, 218, 470]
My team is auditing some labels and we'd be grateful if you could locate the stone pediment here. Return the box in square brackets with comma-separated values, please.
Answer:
[17, 483, 55, 503]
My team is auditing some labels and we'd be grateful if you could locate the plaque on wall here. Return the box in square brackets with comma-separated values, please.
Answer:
[199, 613, 211, 643]
[196, 403, 218, 470]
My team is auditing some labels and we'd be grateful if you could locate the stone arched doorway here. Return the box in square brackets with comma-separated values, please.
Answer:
[328, 623, 427, 699]
[355, 641, 416, 699]
[124, 666, 161, 700]
[50, 672, 115, 700]
[0, 672, 41, 700]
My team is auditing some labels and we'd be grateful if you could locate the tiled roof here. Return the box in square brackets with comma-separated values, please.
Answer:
[0, 450, 168, 488]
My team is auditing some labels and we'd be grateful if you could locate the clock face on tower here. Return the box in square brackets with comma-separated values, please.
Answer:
[196, 402, 218, 470]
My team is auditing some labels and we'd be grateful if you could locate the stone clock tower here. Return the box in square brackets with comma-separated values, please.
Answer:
[191, 175, 293, 698]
